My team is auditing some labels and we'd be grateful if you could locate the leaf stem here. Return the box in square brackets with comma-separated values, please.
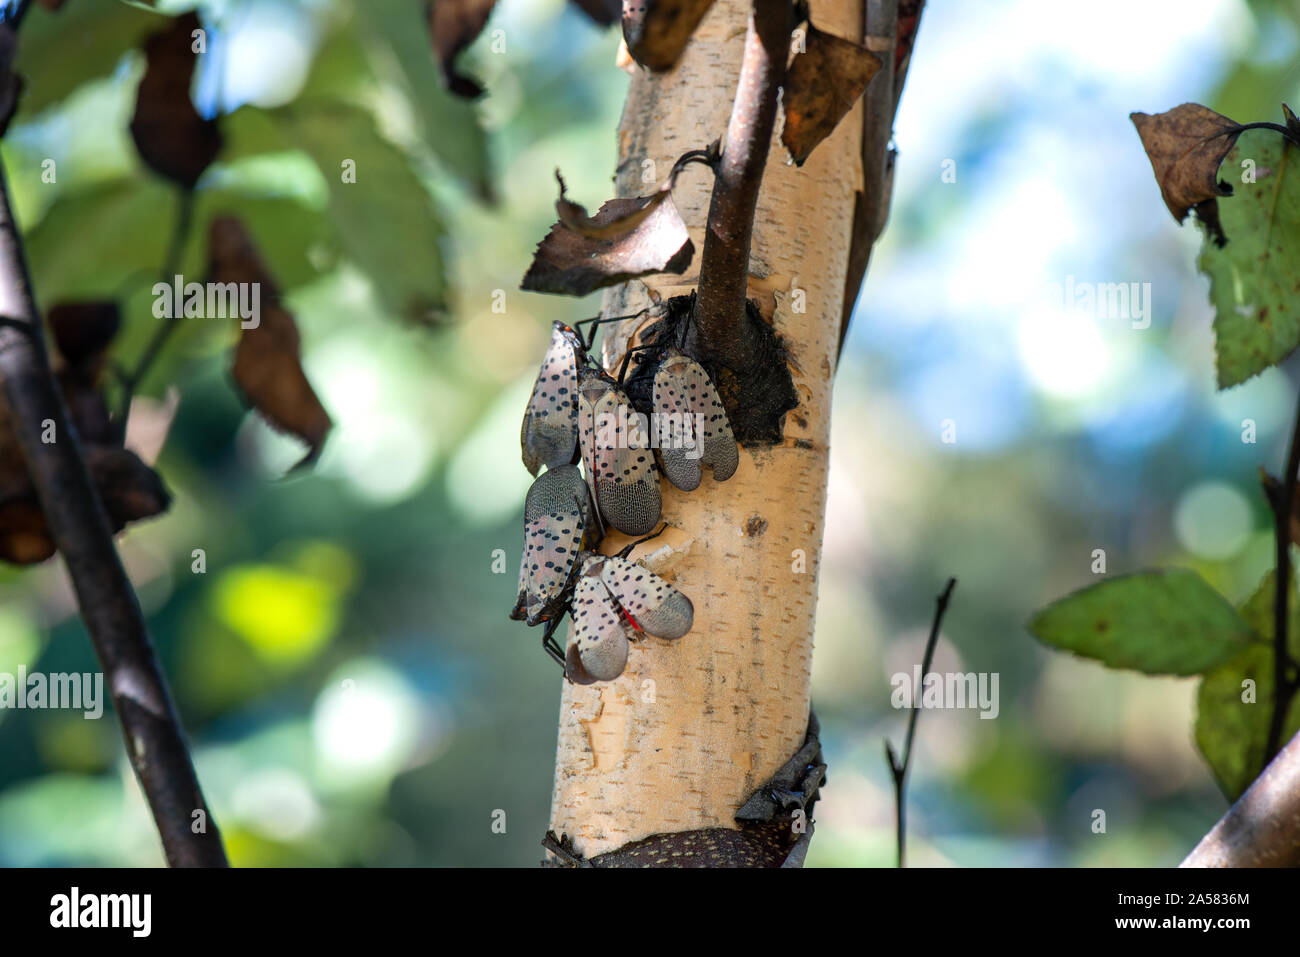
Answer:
[116, 187, 195, 433]
[885, 576, 956, 868]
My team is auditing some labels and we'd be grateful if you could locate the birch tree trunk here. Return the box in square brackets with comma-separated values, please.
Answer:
[548, 0, 865, 858]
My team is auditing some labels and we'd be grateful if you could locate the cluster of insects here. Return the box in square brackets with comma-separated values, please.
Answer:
[511, 310, 739, 683]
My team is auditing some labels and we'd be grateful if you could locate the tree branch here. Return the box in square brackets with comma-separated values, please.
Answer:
[0, 158, 227, 866]
[692, 0, 791, 371]
[839, 0, 927, 356]
[1183, 727, 1300, 866]
[885, 576, 956, 868]
[1265, 386, 1300, 760]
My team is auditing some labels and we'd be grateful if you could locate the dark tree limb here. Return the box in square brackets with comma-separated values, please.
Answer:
[1183, 727, 1300, 867]
[0, 158, 227, 867]
[885, 576, 956, 868]
[692, 0, 791, 372]
[1264, 387, 1300, 760]
[839, 0, 927, 357]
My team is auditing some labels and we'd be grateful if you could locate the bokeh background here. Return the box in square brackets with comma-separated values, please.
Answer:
[0, 0, 1296, 866]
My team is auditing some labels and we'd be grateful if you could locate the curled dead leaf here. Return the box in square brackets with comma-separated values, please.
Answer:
[623, 0, 717, 71]
[1131, 103, 1242, 228]
[0, 446, 171, 567]
[569, 0, 621, 26]
[521, 172, 694, 296]
[782, 25, 881, 167]
[47, 301, 121, 368]
[209, 217, 332, 468]
[130, 11, 222, 188]
[427, 0, 497, 98]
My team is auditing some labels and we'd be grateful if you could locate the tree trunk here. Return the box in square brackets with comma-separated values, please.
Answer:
[548, 0, 864, 859]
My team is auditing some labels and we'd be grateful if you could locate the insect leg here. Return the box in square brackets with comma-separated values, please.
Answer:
[540, 613, 567, 669]
[616, 522, 671, 559]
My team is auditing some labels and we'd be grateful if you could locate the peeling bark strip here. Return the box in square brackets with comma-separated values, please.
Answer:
[1182, 727, 1300, 867]
[550, 0, 865, 862]
[0, 159, 226, 866]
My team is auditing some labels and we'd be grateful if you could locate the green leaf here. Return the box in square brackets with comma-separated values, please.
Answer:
[15, 0, 162, 117]
[24, 178, 333, 305]
[1195, 570, 1300, 800]
[351, 1, 493, 201]
[1027, 569, 1254, 675]
[1200, 130, 1300, 388]
[24, 179, 175, 303]
[276, 101, 447, 324]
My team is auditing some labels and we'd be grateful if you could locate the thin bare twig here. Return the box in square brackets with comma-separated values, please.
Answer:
[1265, 388, 1300, 760]
[115, 187, 194, 433]
[885, 576, 956, 868]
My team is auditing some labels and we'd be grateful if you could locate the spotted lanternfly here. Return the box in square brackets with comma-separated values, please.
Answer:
[652, 347, 739, 491]
[578, 365, 662, 536]
[510, 465, 595, 666]
[564, 552, 694, 684]
[520, 322, 586, 476]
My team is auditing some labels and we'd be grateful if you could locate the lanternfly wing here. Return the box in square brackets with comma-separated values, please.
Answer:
[566, 572, 632, 684]
[577, 368, 606, 538]
[580, 368, 662, 535]
[654, 350, 738, 485]
[653, 353, 702, 491]
[599, 553, 694, 640]
[511, 465, 592, 626]
[520, 323, 582, 475]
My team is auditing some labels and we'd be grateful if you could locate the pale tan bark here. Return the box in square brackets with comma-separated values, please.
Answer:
[549, 0, 864, 857]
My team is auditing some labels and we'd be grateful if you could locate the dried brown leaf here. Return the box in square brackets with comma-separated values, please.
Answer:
[569, 0, 621, 26]
[521, 177, 694, 296]
[622, 0, 717, 71]
[47, 301, 121, 367]
[129, 11, 222, 188]
[0, 447, 171, 567]
[427, 0, 497, 98]
[209, 217, 332, 467]
[782, 26, 882, 167]
[1131, 103, 1243, 225]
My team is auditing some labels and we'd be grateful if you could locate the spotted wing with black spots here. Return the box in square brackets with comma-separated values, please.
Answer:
[511, 465, 592, 626]
[521, 323, 582, 475]
[653, 353, 702, 491]
[598, 554, 693, 640]
[654, 350, 737, 486]
[566, 574, 632, 683]
[580, 368, 662, 535]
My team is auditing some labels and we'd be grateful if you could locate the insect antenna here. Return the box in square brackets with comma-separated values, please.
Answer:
[572, 308, 651, 352]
